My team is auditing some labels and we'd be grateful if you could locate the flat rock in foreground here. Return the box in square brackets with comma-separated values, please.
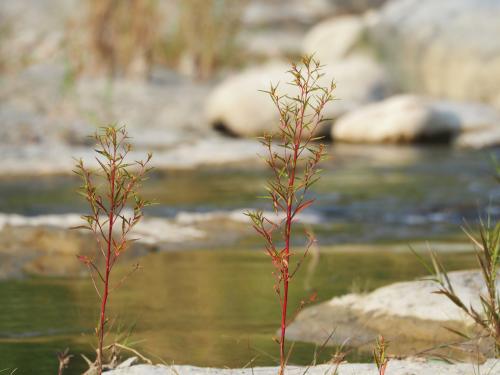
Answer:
[106, 360, 499, 375]
[287, 270, 497, 357]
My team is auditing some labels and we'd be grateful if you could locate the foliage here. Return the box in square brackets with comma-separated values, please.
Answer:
[246, 56, 335, 375]
[159, 0, 246, 80]
[67, 0, 159, 78]
[66, 0, 246, 79]
[74, 126, 152, 374]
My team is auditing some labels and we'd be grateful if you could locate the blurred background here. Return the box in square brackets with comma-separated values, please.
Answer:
[0, 0, 500, 373]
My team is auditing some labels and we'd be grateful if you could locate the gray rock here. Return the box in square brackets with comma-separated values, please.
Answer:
[117, 357, 139, 369]
[287, 270, 496, 353]
[302, 16, 366, 63]
[206, 57, 391, 138]
[330, 0, 388, 14]
[237, 29, 304, 58]
[455, 126, 500, 149]
[0, 61, 213, 152]
[369, 0, 500, 108]
[0, 213, 205, 278]
[105, 360, 499, 375]
[242, 0, 335, 28]
[332, 95, 500, 144]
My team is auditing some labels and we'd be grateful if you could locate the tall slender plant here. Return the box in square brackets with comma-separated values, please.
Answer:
[247, 56, 335, 374]
[74, 126, 152, 374]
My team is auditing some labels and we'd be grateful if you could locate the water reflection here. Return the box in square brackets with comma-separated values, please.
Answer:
[0, 249, 478, 374]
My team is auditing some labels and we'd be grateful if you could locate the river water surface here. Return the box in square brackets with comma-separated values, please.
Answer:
[0, 144, 498, 373]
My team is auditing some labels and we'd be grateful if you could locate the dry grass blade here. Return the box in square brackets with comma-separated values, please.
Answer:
[415, 211, 500, 357]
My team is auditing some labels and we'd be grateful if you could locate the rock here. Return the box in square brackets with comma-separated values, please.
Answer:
[0, 136, 263, 176]
[105, 360, 499, 375]
[302, 16, 366, 62]
[116, 357, 139, 369]
[330, 0, 388, 14]
[287, 270, 495, 352]
[332, 95, 457, 143]
[242, 0, 335, 28]
[0, 62, 212, 149]
[73, 74, 212, 137]
[0, 213, 205, 247]
[242, 0, 387, 29]
[438, 100, 500, 148]
[369, 0, 500, 108]
[455, 127, 500, 149]
[237, 29, 304, 58]
[238, 0, 385, 59]
[206, 57, 391, 137]
[435, 100, 500, 133]
[332, 95, 500, 144]
[0, 213, 205, 278]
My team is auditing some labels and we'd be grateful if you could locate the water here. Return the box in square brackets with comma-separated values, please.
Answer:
[0, 145, 497, 244]
[0, 144, 498, 373]
[0, 250, 478, 374]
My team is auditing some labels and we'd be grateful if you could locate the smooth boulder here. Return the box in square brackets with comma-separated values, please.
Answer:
[369, 0, 500, 108]
[302, 16, 366, 62]
[206, 57, 391, 137]
[287, 270, 495, 356]
[332, 95, 500, 144]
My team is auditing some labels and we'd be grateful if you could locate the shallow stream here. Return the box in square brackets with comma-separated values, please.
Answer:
[0, 144, 498, 373]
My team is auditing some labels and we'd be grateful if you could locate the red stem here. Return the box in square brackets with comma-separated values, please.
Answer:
[97, 153, 116, 374]
[279, 85, 306, 374]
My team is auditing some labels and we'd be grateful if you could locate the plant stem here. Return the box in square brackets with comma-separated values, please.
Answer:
[279, 116, 303, 375]
[97, 151, 116, 374]
[248, 58, 333, 375]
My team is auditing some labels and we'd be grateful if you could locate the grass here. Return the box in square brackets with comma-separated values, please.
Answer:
[75, 0, 158, 78]
[415, 216, 500, 358]
[65, 0, 246, 80]
[158, 0, 247, 80]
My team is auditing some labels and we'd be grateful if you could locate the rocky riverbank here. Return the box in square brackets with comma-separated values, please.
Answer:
[0, 210, 323, 278]
[287, 270, 498, 360]
[104, 359, 500, 375]
[1, 0, 499, 177]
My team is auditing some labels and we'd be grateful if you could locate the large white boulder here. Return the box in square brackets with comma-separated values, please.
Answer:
[302, 16, 366, 63]
[206, 57, 391, 137]
[242, 0, 336, 28]
[332, 95, 500, 144]
[369, 0, 500, 108]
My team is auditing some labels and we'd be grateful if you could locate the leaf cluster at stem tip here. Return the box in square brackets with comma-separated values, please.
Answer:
[246, 55, 335, 292]
[246, 57, 334, 373]
[72, 125, 153, 295]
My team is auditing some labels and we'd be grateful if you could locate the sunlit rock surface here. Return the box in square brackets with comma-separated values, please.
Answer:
[0, 208, 324, 278]
[106, 360, 499, 375]
[302, 16, 366, 63]
[206, 57, 391, 137]
[332, 95, 500, 144]
[287, 270, 497, 353]
[369, 0, 500, 108]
